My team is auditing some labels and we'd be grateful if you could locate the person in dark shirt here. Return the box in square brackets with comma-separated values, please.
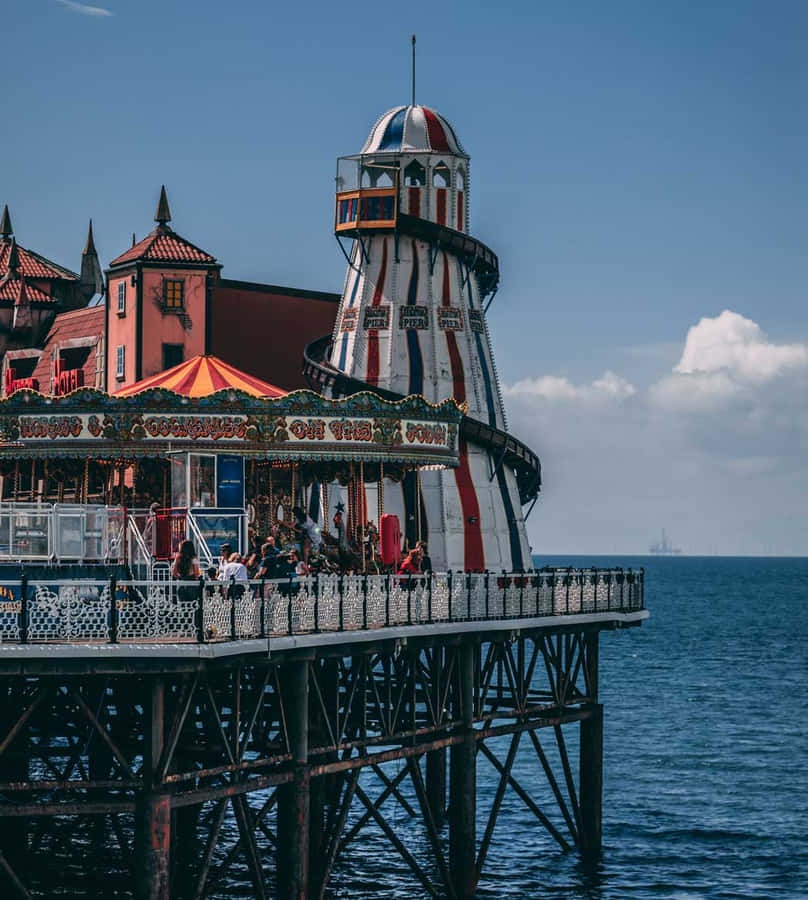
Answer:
[416, 541, 432, 574]
[256, 538, 280, 579]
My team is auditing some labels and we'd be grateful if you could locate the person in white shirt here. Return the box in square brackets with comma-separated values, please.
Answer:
[220, 552, 249, 588]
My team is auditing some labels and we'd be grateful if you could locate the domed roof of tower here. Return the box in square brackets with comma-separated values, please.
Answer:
[361, 105, 467, 157]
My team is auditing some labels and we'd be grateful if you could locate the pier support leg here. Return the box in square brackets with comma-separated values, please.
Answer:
[450, 641, 476, 898]
[426, 747, 446, 823]
[579, 631, 602, 858]
[0, 685, 28, 882]
[426, 646, 446, 822]
[579, 704, 603, 857]
[136, 678, 170, 900]
[277, 659, 310, 900]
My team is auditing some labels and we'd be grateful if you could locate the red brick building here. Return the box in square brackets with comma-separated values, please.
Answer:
[0, 189, 339, 396]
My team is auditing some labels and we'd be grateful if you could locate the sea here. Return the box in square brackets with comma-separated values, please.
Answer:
[329, 555, 808, 900]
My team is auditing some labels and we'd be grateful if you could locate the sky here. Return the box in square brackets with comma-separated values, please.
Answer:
[2, 0, 807, 555]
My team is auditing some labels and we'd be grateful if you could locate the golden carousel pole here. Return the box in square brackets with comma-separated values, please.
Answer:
[360, 461, 366, 572]
[416, 467, 422, 544]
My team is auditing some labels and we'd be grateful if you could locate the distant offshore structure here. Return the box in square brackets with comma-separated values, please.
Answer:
[650, 528, 682, 555]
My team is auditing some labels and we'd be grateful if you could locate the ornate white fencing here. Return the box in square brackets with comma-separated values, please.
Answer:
[0, 569, 644, 644]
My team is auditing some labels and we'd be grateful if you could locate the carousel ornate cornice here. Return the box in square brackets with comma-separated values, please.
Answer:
[0, 387, 464, 466]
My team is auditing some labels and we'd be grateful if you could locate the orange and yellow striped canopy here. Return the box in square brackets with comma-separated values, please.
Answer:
[116, 355, 287, 398]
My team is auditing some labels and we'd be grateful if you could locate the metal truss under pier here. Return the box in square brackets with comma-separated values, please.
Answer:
[0, 573, 646, 899]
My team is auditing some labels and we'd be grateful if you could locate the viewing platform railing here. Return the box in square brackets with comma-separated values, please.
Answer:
[0, 568, 644, 645]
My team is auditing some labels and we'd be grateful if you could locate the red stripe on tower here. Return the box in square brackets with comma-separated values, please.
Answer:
[422, 108, 450, 152]
[365, 239, 388, 387]
[454, 440, 485, 571]
[441, 252, 466, 404]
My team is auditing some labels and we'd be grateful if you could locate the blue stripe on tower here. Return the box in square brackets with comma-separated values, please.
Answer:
[406, 241, 424, 395]
[464, 263, 496, 426]
[379, 108, 406, 151]
[464, 262, 524, 570]
[338, 264, 361, 371]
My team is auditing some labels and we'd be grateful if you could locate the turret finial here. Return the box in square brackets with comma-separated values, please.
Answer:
[0, 205, 12, 240]
[154, 185, 171, 229]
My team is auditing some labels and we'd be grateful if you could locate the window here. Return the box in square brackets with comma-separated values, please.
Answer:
[115, 345, 125, 380]
[432, 162, 451, 188]
[360, 196, 395, 221]
[163, 279, 185, 310]
[338, 197, 357, 225]
[404, 161, 425, 186]
[117, 281, 126, 315]
[162, 343, 184, 370]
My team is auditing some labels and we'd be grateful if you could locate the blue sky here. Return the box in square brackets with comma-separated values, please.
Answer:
[3, 1, 807, 554]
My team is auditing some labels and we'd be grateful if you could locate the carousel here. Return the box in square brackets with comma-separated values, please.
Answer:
[0, 354, 463, 574]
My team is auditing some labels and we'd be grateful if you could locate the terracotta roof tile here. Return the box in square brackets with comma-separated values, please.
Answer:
[31, 305, 105, 387]
[0, 240, 79, 282]
[0, 276, 56, 304]
[109, 227, 217, 267]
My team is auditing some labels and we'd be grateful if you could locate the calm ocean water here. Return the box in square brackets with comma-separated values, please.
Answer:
[328, 555, 808, 900]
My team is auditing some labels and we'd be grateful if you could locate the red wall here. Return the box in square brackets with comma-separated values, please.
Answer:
[210, 280, 339, 390]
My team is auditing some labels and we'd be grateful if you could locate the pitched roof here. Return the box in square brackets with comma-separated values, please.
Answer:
[32, 305, 105, 387]
[0, 239, 79, 282]
[116, 354, 286, 398]
[108, 227, 218, 268]
[0, 275, 56, 304]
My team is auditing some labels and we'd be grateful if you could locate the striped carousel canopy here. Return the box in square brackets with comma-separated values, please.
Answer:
[116, 355, 287, 398]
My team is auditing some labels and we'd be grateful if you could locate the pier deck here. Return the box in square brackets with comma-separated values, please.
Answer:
[0, 568, 645, 899]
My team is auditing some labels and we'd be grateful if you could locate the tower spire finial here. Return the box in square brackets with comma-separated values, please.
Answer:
[0, 204, 12, 240]
[411, 34, 416, 107]
[154, 185, 171, 229]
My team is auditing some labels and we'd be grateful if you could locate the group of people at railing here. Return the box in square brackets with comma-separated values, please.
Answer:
[173, 503, 435, 587]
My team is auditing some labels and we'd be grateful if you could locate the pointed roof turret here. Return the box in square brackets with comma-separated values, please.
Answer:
[83, 219, 97, 256]
[154, 185, 171, 230]
[0, 205, 12, 240]
[6, 238, 20, 276]
[80, 220, 104, 301]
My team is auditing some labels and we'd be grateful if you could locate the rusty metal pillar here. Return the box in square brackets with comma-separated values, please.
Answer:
[277, 658, 310, 900]
[426, 645, 446, 822]
[450, 640, 476, 898]
[0, 681, 29, 879]
[580, 632, 602, 857]
[136, 677, 170, 900]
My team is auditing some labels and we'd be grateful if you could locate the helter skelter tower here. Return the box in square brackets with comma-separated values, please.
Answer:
[307, 102, 541, 572]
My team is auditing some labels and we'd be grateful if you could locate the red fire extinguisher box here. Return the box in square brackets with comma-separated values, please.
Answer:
[380, 514, 401, 567]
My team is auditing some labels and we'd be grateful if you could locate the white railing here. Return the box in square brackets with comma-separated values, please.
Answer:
[0, 569, 644, 645]
[0, 503, 126, 563]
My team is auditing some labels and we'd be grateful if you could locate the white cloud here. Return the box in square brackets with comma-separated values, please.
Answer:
[56, 0, 113, 17]
[674, 309, 806, 380]
[650, 310, 808, 413]
[503, 310, 808, 555]
[504, 370, 636, 403]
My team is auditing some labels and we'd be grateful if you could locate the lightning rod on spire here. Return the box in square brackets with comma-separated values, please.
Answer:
[411, 34, 416, 106]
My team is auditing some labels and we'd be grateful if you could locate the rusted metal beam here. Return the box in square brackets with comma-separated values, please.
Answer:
[478, 740, 570, 851]
[354, 782, 439, 898]
[475, 731, 520, 879]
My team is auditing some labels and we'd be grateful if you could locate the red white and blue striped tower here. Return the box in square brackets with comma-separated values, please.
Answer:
[327, 104, 532, 572]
